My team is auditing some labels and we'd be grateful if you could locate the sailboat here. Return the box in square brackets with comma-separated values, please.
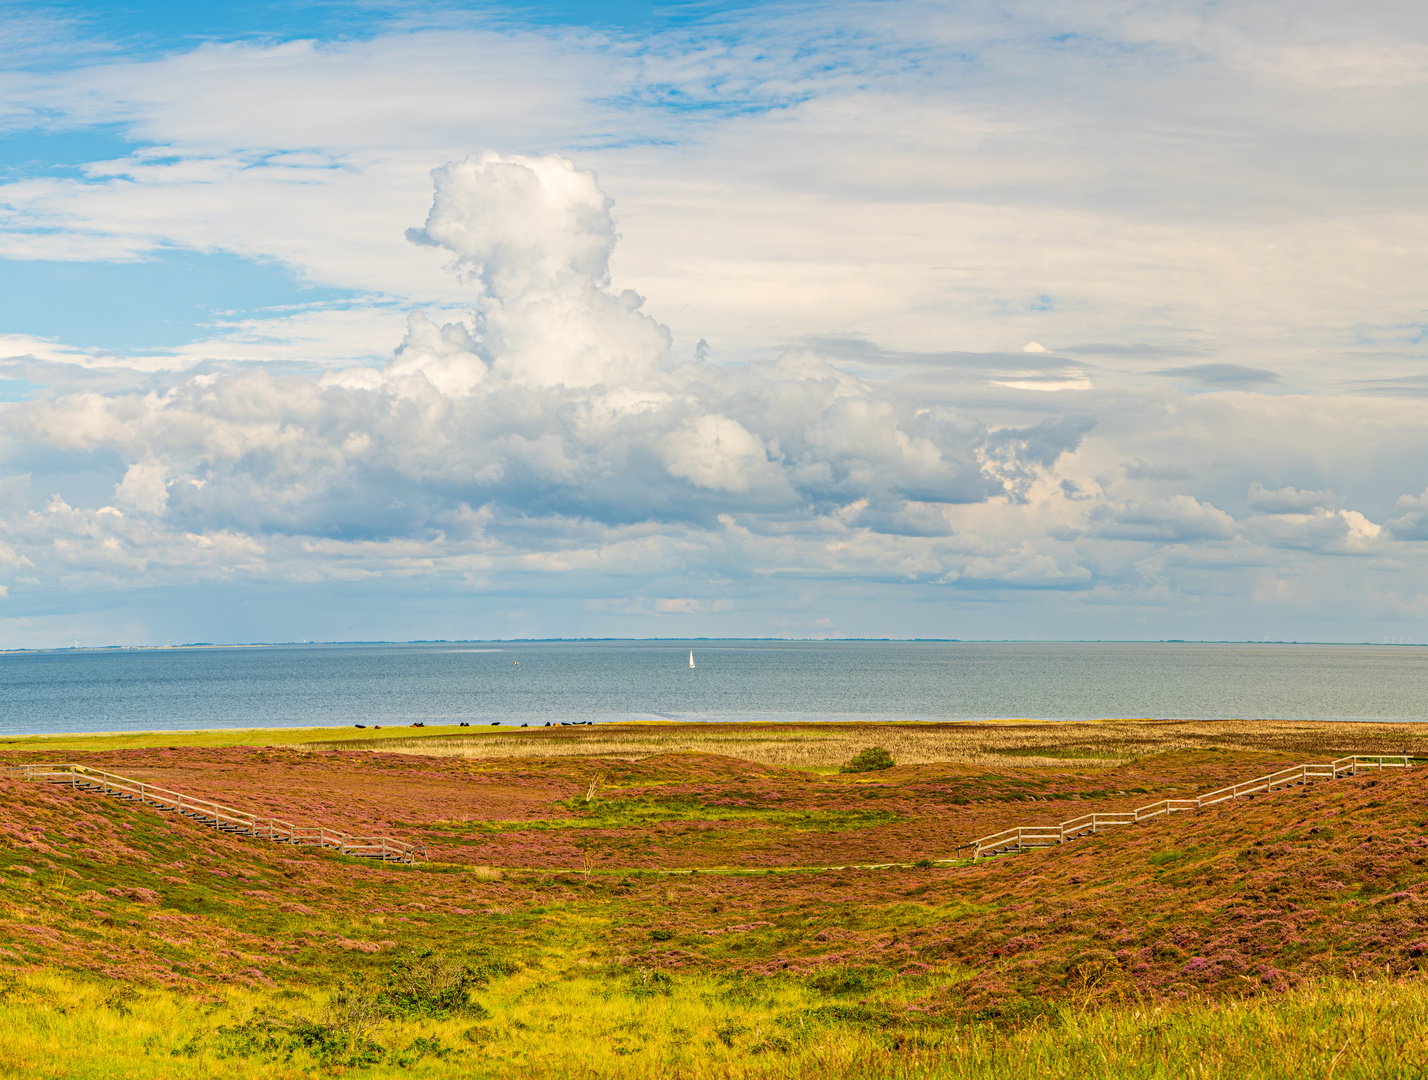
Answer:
[688, 650, 696, 669]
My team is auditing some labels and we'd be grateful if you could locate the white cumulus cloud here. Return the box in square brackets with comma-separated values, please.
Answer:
[0, 153, 1095, 612]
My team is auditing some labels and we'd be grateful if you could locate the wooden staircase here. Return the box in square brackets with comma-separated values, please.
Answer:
[5, 763, 426, 864]
[969, 755, 1411, 857]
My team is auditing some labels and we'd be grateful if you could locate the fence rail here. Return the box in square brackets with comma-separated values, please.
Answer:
[970, 755, 1410, 857]
[3, 763, 425, 864]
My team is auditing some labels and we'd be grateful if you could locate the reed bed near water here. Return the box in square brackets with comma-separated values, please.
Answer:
[307, 719, 1428, 770]
[2, 970, 1423, 1080]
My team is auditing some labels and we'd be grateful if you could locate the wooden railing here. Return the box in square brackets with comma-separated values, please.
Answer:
[4, 763, 425, 864]
[970, 755, 1410, 857]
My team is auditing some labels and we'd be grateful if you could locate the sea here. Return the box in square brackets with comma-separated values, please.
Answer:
[0, 640, 1425, 737]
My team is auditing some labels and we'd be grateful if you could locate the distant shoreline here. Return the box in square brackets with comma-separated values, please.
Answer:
[5, 715, 1428, 747]
[1, 637, 1423, 655]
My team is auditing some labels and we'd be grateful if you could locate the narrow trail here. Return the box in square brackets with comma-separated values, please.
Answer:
[966, 754, 1411, 856]
[5, 762, 425, 864]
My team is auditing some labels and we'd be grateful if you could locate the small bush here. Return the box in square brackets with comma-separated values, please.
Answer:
[750, 1034, 793, 1055]
[843, 747, 895, 773]
[378, 950, 489, 1019]
[215, 1009, 385, 1069]
[395, 1035, 458, 1066]
[972, 993, 1060, 1029]
[714, 1021, 748, 1047]
[102, 988, 132, 1016]
[809, 966, 874, 996]
[627, 967, 674, 999]
[462, 1024, 494, 1046]
[805, 1003, 902, 1028]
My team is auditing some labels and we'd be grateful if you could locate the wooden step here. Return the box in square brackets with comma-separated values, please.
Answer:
[5, 763, 423, 869]
[971, 755, 1411, 857]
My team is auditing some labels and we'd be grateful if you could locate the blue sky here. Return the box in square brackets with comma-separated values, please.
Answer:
[1, 0, 1428, 646]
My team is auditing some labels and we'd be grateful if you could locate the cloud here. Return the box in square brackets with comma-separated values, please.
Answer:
[406, 153, 617, 297]
[1247, 482, 1336, 514]
[5, 3, 1428, 641]
[661, 414, 773, 494]
[1385, 487, 1428, 540]
[1247, 507, 1381, 552]
[989, 372, 1094, 392]
[1155, 364, 1282, 386]
[1088, 495, 1237, 543]
[586, 596, 734, 615]
[114, 459, 171, 514]
[402, 152, 670, 390]
[984, 414, 1097, 501]
[1122, 460, 1194, 482]
[6, 0, 1428, 379]
[0, 153, 1084, 600]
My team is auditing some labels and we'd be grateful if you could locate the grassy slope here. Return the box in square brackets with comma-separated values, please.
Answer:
[1, 726, 1426, 1077]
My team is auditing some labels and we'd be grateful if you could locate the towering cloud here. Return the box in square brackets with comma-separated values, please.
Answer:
[404, 153, 669, 389]
[0, 154, 1091, 614]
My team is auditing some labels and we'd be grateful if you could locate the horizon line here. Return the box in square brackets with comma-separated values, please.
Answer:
[1, 637, 1422, 655]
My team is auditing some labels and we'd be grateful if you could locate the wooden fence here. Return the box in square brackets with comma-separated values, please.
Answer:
[969, 755, 1410, 857]
[4, 763, 425, 864]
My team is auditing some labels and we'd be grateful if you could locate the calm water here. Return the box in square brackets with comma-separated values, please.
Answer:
[0, 641, 1425, 736]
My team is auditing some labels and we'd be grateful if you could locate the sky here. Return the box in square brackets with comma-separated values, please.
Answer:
[0, 0, 1427, 646]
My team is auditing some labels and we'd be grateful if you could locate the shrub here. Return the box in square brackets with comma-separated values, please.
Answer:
[843, 747, 895, 773]
[377, 950, 489, 1019]
[627, 967, 674, 999]
[809, 966, 874, 996]
[215, 999, 386, 1070]
[714, 1022, 749, 1047]
[395, 1035, 458, 1066]
[462, 1024, 494, 1046]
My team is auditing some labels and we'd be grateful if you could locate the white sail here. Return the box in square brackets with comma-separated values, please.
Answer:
[689, 650, 695, 669]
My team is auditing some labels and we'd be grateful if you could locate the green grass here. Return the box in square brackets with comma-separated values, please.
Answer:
[416, 799, 900, 834]
[2, 969, 1425, 1079]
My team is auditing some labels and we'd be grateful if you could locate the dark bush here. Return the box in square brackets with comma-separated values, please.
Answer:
[378, 950, 489, 1019]
[215, 1012, 385, 1069]
[843, 747, 895, 773]
[809, 966, 874, 995]
[714, 1022, 749, 1047]
[395, 1035, 458, 1066]
[627, 967, 674, 999]
[973, 993, 1061, 1029]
